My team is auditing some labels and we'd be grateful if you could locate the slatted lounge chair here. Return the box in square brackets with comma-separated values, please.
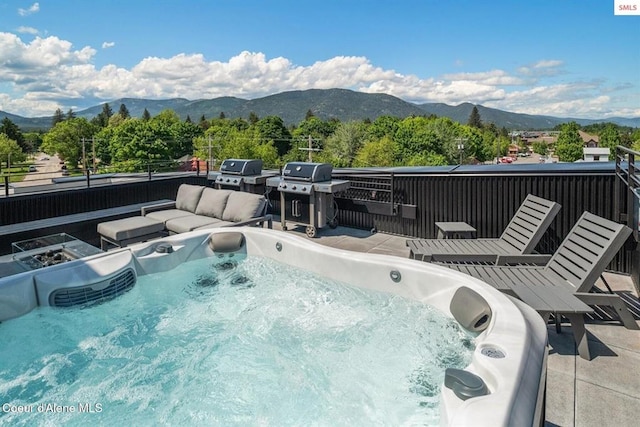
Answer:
[441, 211, 638, 360]
[406, 194, 561, 264]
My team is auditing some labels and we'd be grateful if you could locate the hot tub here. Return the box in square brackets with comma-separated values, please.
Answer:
[0, 227, 547, 426]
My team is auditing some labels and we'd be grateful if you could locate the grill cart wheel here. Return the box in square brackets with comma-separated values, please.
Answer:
[328, 219, 338, 229]
[305, 226, 317, 238]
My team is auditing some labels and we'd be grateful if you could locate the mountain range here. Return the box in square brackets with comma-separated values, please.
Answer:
[2, 88, 638, 131]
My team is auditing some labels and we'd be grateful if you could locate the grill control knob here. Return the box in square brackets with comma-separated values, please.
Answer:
[282, 184, 287, 189]
[233, 179, 238, 183]
[302, 187, 307, 192]
[226, 178, 230, 183]
[292, 185, 297, 190]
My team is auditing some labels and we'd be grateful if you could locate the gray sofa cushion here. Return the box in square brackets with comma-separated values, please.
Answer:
[98, 216, 165, 241]
[195, 188, 232, 219]
[221, 192, 266, 222]
[146, 209, 195, 225]
[193, 218, 234, 230]
[165, 215, 223, 234]
[175, 184, 205, 213]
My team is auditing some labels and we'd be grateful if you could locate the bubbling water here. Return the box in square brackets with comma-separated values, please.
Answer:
[0, 255, 475, 426]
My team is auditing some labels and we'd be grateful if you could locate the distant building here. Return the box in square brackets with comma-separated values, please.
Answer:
[583, 147, 610, 162]
[579, 131, 600, 147]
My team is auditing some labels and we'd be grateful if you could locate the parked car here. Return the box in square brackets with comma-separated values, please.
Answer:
[40, 156, 49, 161]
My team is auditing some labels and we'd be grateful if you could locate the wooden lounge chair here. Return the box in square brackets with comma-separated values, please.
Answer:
[441, 211, 638, 360]
[406, 194, 561, 264]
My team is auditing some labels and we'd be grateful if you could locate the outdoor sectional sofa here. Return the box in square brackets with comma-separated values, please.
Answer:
[143, 184, 271, 233]
[98, 184, 271, 249]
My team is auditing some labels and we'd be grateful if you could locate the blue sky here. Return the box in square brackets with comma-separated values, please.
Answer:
[0, 0, 638, 119]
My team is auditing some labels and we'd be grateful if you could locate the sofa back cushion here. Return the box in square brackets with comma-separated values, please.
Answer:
[195, 188, 233, 219]
[221, 191, 267, 222]
[175, 184, 205, 213]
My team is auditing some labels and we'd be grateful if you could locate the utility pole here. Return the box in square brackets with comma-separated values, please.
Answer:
[455, 138, 467, 165]
[92, 137, 96, 173]
[298, 135, 321, 162]
[81, 137, 86, 172]
[208, 136, 212, 171]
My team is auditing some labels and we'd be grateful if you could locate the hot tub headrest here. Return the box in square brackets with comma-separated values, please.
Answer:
[208, 232, 246, 253]
[450, 286, 492, 333]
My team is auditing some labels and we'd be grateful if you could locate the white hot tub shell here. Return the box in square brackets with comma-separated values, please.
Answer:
[0, 227, 548, 426]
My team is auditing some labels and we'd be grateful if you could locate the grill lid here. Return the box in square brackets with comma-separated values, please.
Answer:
[220, 159, 263, 176]
[282, 162, 333, 182]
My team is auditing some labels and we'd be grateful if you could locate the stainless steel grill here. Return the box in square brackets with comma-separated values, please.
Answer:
[267, 162, 350, 237]
[214, 159, 276, 193]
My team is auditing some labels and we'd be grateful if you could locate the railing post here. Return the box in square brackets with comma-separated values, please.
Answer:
[3, 175, 8, 197]
[86, 169, 91, 188]
[196, 160, 201, 177]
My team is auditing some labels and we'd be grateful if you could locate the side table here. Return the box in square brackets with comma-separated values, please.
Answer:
[434, 222, 477, 239]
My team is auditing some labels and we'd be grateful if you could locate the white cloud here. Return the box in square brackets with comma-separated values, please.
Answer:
[18, 2, 39, 16]
[102, 41, 115, 49]
[17, 26, 38, 35]
[0, 33, 637, 119]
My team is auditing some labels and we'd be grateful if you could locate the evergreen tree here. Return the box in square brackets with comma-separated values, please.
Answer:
[199, 115, 210, 130]
[66, 109, 76, 120]
[248, 111, 259, 124]
[219, 111, 226, 119]
[305, 109, 315, 120]
[118, 103, 130, 119]
[52, 108, 65, 127]
[0, 117, 27, 152]
[467, 106, 482, 128]
[185, 115, 192, 123]
[142, 108, 151, 121]
[95, 103, 113, 127]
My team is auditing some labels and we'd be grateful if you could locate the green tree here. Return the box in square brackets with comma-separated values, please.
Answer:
[66, 109, 76, 120]
[142, 108, 151, 121]
[0, 117, 27, 152]
[353, 136, 397, 167]
[467, 106, 482, 128]
[248, 111, 259, 124]
[23, 132, 43, 153]
[555, 122, 584, 162]
[118, 103, 130, 119]
[52, 108, 65, 127]
[532, 141, 548, 155]
[366, 115, 400, 140]
[255, 116, 292, 156]
[323, 121, 366, 167]
[95, 103, 113, 127]
[305, 109, 314, 120]
[198, 115, 210, 130]
[287, 117, 336, 162]
[598, 123, 621, 160]
[0, 133, 26, 169]
[41, 118, 97, 168]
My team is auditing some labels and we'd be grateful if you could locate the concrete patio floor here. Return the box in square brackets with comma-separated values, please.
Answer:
[274, 221, 640, 427]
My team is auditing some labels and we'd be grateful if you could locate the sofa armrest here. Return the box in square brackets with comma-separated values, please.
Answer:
[226, 214, 273, 229]
[141, 201, 176, 216]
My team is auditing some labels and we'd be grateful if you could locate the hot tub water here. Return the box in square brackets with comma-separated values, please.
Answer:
[0, 255, 475, 426]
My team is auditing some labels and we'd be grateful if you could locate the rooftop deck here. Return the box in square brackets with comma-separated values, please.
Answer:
[273, 222, 640, 427]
